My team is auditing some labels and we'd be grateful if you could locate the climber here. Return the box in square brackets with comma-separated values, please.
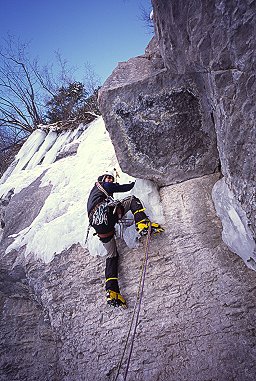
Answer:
[87, 170, 164, 308]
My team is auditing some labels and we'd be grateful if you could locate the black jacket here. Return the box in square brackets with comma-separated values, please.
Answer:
[87, 181, 135, 216]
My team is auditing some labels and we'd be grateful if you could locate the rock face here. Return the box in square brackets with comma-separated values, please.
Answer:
[1, 174, 256, 380]
[0, 183, 59, 381]
[212, 69, 256, 238]
[99, 68, 219, 186]
[152, 0, 255, 73]
[99, 0, 256, 255]
[0, 261, 60, 381]
[153, 0, 256, 263]
[151, 0, 256, 237]
[1, 1, 256, 379]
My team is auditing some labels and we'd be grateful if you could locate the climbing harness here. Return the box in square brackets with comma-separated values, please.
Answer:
[114, 223, 152, 381]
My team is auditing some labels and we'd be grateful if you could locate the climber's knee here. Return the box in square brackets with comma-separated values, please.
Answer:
[103, 237, 118, 258]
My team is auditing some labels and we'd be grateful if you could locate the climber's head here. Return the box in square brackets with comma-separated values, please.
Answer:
[104, 175, 114, 183]
[98, 170, 115, 182]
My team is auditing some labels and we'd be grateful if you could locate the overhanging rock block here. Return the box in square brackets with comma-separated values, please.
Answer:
[99, 67, 219, 186]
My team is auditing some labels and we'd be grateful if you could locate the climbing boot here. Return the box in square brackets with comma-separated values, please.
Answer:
[106, 290, 127, 308]
[136, 219, 164, 236]
[151, 222, 165, 235]
[136, 218, 151, 236]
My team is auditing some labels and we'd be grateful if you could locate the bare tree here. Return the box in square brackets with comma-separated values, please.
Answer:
[0, 36, 99, 172]
[0, 37, 46, 135]
[83, 62, 101, 95]
[139, 2, 154, 33]
[0, 126, 22, 176]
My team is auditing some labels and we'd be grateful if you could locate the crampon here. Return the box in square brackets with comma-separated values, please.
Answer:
[136, 219, 164, 236]
[106, 290, 127, 308]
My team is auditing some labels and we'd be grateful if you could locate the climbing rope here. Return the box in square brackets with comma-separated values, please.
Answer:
[114, 223, 152, 381]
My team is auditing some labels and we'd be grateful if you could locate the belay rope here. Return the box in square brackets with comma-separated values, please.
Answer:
[114, 223, 152, 381]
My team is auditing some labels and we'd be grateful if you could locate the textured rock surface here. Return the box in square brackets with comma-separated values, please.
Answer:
[211, 69, 256, 237]
[0, 259, 60, 381]
[99, 69, 219, 186]
[0, 189, 14, 235]
[1, 174, 256, 380]
[151, 0, 256, 235]
[0, 177, 57, 380]
[152, 0, 255, 73]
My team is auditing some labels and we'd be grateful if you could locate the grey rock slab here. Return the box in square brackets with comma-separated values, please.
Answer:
[99, 69, 219, 186]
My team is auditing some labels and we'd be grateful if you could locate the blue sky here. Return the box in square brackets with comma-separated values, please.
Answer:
[0, 0, 153, 84]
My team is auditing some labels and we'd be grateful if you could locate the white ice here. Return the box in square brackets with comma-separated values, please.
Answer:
[13, 130, 47, 173]
[26, 130, 58, 169]
[212, 178, 256, 270]
[42, 130, 72, 165]
[0, 117, 164, 264]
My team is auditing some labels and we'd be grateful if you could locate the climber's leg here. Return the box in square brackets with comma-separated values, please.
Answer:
[102, 236, 127, 308]
[120, 195, 164, 236]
